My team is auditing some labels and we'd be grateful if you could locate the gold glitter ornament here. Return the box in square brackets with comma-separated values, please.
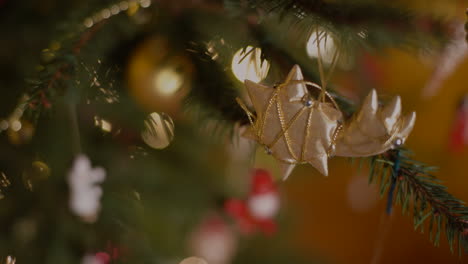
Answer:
[22, 161, 51, 191]
[127, 36, 194, 117]
[40, 49, 56, 63]
[238, 65, 415, 179]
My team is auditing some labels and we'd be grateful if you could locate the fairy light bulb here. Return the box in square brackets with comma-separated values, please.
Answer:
[231, 46, 269, 83]
[152, 68, 184, 96]
[10, 120, 22, 132]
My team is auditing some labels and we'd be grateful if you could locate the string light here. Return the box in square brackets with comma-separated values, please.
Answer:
[0, 120, 8, 131]
[140, 0, 151, 8]
[81, 0, 152, 29]
[110, 5, 120, 15]
[0, 95, 28, 134]
[101, 9, 111, 19]
[10, 120, 21, 132]
[119, 1, 129, 11]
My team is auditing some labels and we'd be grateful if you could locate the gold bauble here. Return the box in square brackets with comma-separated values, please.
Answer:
[40, 49, 56, 63]
[141, 112, 175, 149]
[127, 36, 194, 117]
[22, 161, 51, 191]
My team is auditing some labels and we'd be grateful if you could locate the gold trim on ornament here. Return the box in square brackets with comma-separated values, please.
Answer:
[237, 79, 342, 165]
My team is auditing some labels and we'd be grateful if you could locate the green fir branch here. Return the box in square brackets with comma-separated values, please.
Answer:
[233, 0, 449, 52]
[368, 150, 468, 254]
[13, 0, 468, 257]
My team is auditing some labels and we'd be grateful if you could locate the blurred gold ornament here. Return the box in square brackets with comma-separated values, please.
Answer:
[40, 49, 56, 63]
[238, 65, 415, 179]
[127, 0, 140, 16]
[127, 36, 194, 117]
[141, 112, 175, 149]
[22, 161, 51, 191]
[179, 257, 208, 264]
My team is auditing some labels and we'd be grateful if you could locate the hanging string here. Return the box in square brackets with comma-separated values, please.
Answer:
[315, 30, 327, 94]
[315, 29, 340, 103]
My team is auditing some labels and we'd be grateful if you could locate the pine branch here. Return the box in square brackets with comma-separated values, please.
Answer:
[185, 38, 468, 254]
[369, 150, 468, 254]
[15, 0, 468, 256]
[234, 0, 449, 52]
[23, 1, 148, 121]
[185, 42, 246, 126]
[24, 21, 106, 120]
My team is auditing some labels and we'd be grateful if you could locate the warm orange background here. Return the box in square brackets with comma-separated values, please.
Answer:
[284, 44, 468, 263]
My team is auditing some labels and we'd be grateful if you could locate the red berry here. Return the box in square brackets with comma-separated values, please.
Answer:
[251, 169, 276, 195]
[95, 252, 111, 264]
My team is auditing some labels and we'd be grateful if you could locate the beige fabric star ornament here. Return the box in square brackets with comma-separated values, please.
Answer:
[241, 65, 343, 178]
[334, 89, 416, 157]
[239, 65, 416, 179]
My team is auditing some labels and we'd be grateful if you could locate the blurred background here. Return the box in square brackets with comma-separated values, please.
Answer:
[0, 0, 467, 263]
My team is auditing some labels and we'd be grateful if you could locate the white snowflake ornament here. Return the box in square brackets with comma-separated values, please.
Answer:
[68, 154, 106, 223]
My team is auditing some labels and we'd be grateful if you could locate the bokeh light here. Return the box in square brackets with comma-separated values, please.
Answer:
[231, 46, 269, 83]
[152, 68, 184, 96]
[94, 116, 112, 133]
[306, 30, 337, 65]
[141, 112, 175, 150]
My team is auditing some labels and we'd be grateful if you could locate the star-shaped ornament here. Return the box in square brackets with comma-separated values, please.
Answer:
[243, 65, 343, 179]
[240, 65, 416, 179]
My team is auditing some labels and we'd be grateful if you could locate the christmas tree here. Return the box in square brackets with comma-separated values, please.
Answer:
[0, 0, 467, 263]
